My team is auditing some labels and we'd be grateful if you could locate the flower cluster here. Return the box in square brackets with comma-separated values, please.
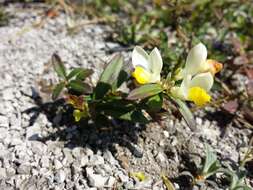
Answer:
[131, 43, 222, 106]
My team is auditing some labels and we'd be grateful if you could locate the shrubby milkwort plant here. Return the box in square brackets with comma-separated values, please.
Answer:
[52, 43, 222, 128]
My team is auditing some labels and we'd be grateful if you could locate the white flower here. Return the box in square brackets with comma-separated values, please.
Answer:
[177, 43, 222, 79]
[132, 46, 163, 84]
[171, 72, 213, 103]
[171, 43, 223, 106]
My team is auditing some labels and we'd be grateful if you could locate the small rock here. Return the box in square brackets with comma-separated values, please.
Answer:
[87, 173, 107, 188]
[6, 167, 15, 177]
[84, 146, 94, 156]
[30, 141, 47, 155]
[103, 150, 117, 165]
[17, 164, 31, 175]
[163, 130, 169, 138]
[2, 88, 15, 101]
[55, 170, 66, 183]
[9, 138, 23, 146]
[26, 123, 41, 140]
[40, 156, 50, 168]
[81, 156, 89, 166]
[63, 148, 74, 164]
[118, 172, 129, 183]
[105, 176, 116, 187]
[0, 168, 7, 179]
[89, 155, 104, 165]
[47, 141, 64, 153]
[133, 145, 143, 158]
[0, 116, 8, 128]
[155, 152, 167, 163]
[134, 179, 153, 189]
[54, 159, 63, 170]
[101, 164, 113, 175]
[72, 147, 85, 158]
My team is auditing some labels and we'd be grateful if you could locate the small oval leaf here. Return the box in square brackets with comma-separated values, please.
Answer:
[68, 80, 92, 94]
[67, 68, 93, 81]
[52, 54, 67, 79]
[172, 97, 196, 131]
[127, 84, 163, 100]
[52, 82, 65, 100]
[100, 55, 123, 86]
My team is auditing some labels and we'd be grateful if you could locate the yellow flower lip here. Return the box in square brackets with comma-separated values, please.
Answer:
[188, 86, 211, 106]
[132, 66, 151, 84]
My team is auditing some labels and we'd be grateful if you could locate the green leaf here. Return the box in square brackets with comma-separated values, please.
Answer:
[172, 98, 196, 131]
[116, 70, 128, 89]
[68, 80, 92, 94]
[94, 98, 149, 123]
[203, 144, 218, 174]
[93, 55, 124, 99]
[52, 53, 67, 79]
[52, 82, 65, 100]
[127, 84, 163, 100]
[130, 110, 149, 123]
[145, 94, 163, 112]
[99, 54, 123, 87]
[93, 82, 111, 100]
[67, 68, 93, 81]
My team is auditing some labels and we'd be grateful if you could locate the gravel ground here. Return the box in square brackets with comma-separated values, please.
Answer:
[0, 4, 252, 190]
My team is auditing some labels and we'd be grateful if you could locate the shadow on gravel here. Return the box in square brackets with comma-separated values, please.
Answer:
[204, 110, 235, 138]
[22, 88, 146, 157]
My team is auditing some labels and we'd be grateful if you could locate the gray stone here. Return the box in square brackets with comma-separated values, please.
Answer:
[26, 123, 41, 140]
[0, 168, 7, 179]
[105, 176, 116, 187]
[84, 146, 94, 156]
[87, 172, 107, 188]
[103, 150, 118, 165]
[17, 164, 31, 175]
[89, 155, 104, 165]
[72, 147, 85, 158]
[6, 167, 15, 177]
[54, 159, 63, 170]
[55, 170, 66, 183]
[40, 156, 50, 168]
[132, 145, 143, 158]
[155, 152, 167, 163]
[47, 141, 64, 153]
[63, 148, 74, 164]
[30, 141, 47, 155]
[80, 156, 89, 166]
[9, 138, 23, 146]
[2, 88, 15, 101]
[118, 172, 129, 183]
[0, 115, 9, 128]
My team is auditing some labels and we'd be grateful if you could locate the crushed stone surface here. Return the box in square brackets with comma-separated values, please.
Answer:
[0, 4, 252, 190]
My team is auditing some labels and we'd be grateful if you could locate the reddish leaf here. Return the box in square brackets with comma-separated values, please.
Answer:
[222, 100, 239, 114]
[246, 80, 253, 97]
[242, 105, 253, 124]
[245, 67, 253, 80]
[66, 95, 86, 110]
[46, 8, 59, 18]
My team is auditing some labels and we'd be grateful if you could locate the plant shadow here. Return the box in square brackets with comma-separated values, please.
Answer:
[22, 88, 146, 158]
